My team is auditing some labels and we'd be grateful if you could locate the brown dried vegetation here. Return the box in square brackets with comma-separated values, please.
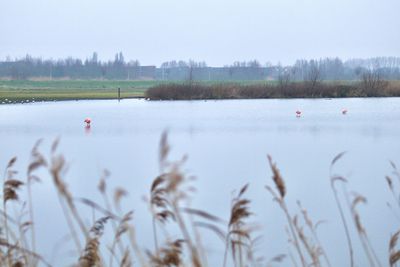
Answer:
[0, 136, 398, 267]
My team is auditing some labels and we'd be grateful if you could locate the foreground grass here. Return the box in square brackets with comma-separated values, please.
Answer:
[0, 134, 399, 267]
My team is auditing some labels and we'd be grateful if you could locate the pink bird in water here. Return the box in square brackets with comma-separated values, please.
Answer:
[84, 118, 91, 127]
[296, 110, 302, 117]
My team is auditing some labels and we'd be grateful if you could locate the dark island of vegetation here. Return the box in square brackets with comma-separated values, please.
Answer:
[146, 72, 400, 100]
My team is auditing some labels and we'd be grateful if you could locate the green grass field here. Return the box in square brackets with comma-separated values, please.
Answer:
[0, 80, 163, 102]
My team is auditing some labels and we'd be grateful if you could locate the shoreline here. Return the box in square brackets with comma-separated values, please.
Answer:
[1, 80, 400, 104]
[2, 95, 400, 105]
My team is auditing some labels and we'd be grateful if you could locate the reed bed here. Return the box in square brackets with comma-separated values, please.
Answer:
[145, 81, 400, 100]
[0, 134, 399, 267]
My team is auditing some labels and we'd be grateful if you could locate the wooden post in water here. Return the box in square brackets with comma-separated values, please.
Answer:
[118, 87, 121, 102]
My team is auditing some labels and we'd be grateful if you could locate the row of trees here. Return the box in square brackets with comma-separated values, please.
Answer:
[278, 59, 391, 94]
[1, 53, 400, 81]
[0, 52, 145, 80]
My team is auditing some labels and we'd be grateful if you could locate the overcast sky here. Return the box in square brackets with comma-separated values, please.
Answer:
[1, 0, 399, 66]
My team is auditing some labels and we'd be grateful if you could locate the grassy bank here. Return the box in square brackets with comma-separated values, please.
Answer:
[2, 79, 400, 103]
[0, 80, 161, 103]
[146, 81, 400, 100]
[0, 135, 399, 267]
[0, 80, 270, 103]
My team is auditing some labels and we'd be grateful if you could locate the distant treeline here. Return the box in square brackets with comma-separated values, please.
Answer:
[1, 52, 400, 81]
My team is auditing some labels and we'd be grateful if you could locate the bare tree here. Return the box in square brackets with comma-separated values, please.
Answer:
[278, 68, 292, 90]
[305, 64, 322, 90]
[360, 69, 388, 96]
[188, 60, 196, 83]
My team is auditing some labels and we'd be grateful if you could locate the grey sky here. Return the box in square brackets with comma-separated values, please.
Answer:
[1, 0, 399, 66]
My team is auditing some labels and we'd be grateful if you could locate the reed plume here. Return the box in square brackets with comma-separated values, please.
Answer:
[79, 216, 110, 267]
[149, 174, 175, 252]
[267, 155, 286, 199]
[3, 179, 24, 203]
[266, 155, 307, 267]
[223, 183, 254, 267]
[147, 239, 184, 267]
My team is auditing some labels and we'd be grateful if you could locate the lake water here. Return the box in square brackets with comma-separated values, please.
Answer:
[0, 98, 399, 266]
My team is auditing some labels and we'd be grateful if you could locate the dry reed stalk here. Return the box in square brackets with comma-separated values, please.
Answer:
[389, 230, 400, 267]
[26, 139, 47, 261]
[167, 171, 202, 267]
[184, 206, 227, 266]
[385, 175, 400, 213]
[0, 239, 52, 267]
[77, 198, 119, 220]
[266, 155, 307, 267]
[15, 203, 33, 265]
[159, 131, 170, 172]
[296, 201, 332, 267]
[127, 223, 148, 267]
[154, 131, 202, 267]
[111, 186, 129, 261]
[182, 181, 211, 267]
[119, 248, 132, 267]
[390, 161, 400, 184]
[329, 152, 354, 267]
[222, 184, 253, 267]
[287, 249, 299, 267]
[347, 193, 383, 267]
[245, 234, 265, 266]
[50, 155, 88, 237]
[109, 211, 133, 267]
[51, 161, 82, 252]
[3, 157, 23, 267]
[267, 254, 286, 267]
[149, 174, 175, 252]
[386, 161, 400, 211]
[97, 170, 126, 263]
[292, 215, 322, 267]
[49, 139, 89, 253]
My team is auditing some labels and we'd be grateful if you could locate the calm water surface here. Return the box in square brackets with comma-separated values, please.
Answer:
[0, 98, 399, 266]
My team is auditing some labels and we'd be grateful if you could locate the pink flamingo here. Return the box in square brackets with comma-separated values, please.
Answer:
[84, 118, 91, 127]
[296, 110, 302, 117]
[342, 109, 348, 115]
